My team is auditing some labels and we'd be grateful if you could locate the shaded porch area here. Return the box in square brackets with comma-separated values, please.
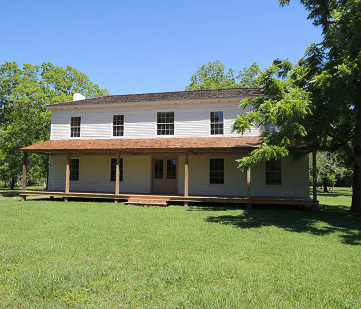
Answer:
[20, 136, 319, 209]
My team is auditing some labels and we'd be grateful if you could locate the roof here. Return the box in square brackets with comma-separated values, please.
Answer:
[47, 88, 264, 108]
[21, 137, 263, 153]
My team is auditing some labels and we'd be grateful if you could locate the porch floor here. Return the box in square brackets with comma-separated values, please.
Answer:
[19, 190, 319, 207]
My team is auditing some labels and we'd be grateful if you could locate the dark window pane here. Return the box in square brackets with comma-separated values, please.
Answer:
[210, 158, 224, 184]
[265, 159, 281, 185]
[113, 115, 124, 137]
[154, 159, 163, 179]
[157, 112, 174, 135]
[70, 117, 81, 138]
[210, 112, 223, 135]
[167, 159, 176, 179]
[70, 159, 79, 181]
[111, 158, 123, 181]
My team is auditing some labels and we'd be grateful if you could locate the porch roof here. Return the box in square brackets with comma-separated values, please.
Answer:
[21, 136, 263, 154]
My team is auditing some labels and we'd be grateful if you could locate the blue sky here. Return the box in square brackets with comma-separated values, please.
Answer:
[1, 0, 322, 95]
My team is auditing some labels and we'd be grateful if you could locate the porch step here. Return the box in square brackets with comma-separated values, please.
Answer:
[126, 198, 168, 206]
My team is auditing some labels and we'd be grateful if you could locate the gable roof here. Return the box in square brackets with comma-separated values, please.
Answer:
[21, 136, 263, 153]
[47, 88, 263, 108]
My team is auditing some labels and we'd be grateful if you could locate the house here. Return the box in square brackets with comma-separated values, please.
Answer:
[20, 88, 318, 207]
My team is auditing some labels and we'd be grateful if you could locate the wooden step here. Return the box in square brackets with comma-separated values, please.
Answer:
[126, 198, 168, 206]
[128, 195, 170, 200]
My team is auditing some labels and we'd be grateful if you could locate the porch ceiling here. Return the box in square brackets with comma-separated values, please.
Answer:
[21, 136, 263, 154]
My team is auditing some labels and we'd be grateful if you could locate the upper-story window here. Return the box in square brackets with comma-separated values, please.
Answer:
[70, 117, 81, 138]
[266, 159, 281, 185]
[157, 112, 174, 135]
[210, 111, 224, 135]
[266, 122, 279, 133]
[113, 115, 124, 137]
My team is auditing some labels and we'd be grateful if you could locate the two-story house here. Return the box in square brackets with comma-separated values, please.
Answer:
[21, 88, 317, 207]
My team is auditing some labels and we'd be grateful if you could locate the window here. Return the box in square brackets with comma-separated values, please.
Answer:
[266, 159, 281, 185]
[70, 159, 79, 181]
[113, 115, 124, 137]
[210, 111, 224, 135]
[157, 112, 174, 135]
[110, 158, 123, 182]
[70, 117, 81, 137]
[210, 158, 224, 184]
[266, 122, 279, 133]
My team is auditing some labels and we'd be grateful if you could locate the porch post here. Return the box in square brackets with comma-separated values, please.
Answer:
[184, 150, 189, 206]
[21, 152, 27, 201]
[65, 152, 70, 194]
[247, 168, 251, 199]
[246, 166, 252, 209]
[22, 152, 27, 192]
[312, 151, 317, 201]
[115, 152, 120, 195]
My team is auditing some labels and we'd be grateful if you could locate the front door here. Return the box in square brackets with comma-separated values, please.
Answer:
[152, 157, 177, 194]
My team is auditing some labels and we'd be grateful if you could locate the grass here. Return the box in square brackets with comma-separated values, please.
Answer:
[0, 187, 360, 308]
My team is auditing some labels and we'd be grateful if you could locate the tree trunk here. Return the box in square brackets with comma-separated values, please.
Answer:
[350, 162, 361, 214]
[10, 177, 16, 190]
[323, 177, 328, 193]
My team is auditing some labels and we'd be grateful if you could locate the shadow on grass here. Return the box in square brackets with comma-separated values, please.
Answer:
[204, 203, 360, 245]
[0, 189, 20, 198]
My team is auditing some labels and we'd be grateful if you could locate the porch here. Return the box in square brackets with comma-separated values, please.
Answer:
[20, 137, 319, 208]
[19, 190, 319, 208]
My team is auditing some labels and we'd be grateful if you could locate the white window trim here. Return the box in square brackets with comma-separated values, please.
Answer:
[69, 157, 80, 182]
[264, 159, 283, 187]
[208, 157, 226, 186]
[69, 116, 81, 139]
[111, 114, 125, 138]
[110, 157, 124, 182]
[209, 111, 225, 137]
[155, 111, 175, 137]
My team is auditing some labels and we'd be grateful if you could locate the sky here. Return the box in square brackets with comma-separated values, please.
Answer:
[1, 0, 322, 95]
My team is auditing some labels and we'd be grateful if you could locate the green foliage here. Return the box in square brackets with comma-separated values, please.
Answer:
[310, 151, 352, 187]
[0, 62, 109, 186]
[185, 60, 261, 90]
[231, 0, 361, 212]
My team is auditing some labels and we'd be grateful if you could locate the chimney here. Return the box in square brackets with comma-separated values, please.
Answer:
[73, 93, 86, 101]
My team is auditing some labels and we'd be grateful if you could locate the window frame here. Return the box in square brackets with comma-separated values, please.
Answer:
[110, 157, 124, 182]
[69, 158, 80, 182]
[265, 159, 282, 186]
[112, 115, 125, 138]
[210, 111, 224, 136]
[209, 157, 225, 186]
[156, 111, 175, 136]
[70, 116, 81, 138]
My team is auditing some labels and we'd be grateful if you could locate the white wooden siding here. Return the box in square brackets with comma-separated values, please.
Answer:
[49, 154, 309, 198]
[48, 155, 151, 193]
[50, 102, 264, 140]
[250, 156, 309, 198]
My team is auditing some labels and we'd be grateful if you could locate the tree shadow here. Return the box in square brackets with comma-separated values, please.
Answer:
[205, 204, 361, 245]
[0, 189, 20, 198]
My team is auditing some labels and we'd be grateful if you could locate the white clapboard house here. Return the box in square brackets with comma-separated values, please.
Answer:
[21, 88, 317, 207]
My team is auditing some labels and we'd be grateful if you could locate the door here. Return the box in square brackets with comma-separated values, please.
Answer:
[152, 157, 177, 194]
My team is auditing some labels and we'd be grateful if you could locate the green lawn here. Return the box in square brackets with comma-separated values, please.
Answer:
[0, 188, 360, 308]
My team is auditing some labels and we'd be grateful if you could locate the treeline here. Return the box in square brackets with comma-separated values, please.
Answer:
[0, 62, 109, 189]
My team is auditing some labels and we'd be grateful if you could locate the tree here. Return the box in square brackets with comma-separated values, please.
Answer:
[232, 0, 361, 214]
[185, 61, 261, 90]
[0, 62, 109, 189]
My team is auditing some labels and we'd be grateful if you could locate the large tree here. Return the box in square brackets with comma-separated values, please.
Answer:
[185, 61, 261, 90]
[232, 0, 361, 214]
[0, 62, 109, 188]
